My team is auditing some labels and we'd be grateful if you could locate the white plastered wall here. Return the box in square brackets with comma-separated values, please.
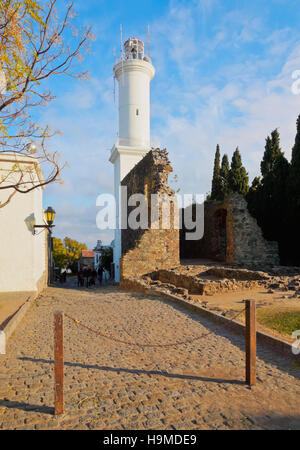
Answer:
[0, 154, 46, 293]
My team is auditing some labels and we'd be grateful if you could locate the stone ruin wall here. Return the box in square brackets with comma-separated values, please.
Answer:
[120, 149, 180, 282]
[229, 194, 279, 266]
[180, 194, 279, 268]
[119, 147, 279, 287]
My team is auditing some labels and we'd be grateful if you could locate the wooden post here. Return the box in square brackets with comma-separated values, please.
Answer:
[245, 300, 256, 386]
[54, 311, 64, 415]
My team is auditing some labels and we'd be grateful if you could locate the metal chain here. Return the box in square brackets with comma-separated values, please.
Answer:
[64, 308, 245, 349]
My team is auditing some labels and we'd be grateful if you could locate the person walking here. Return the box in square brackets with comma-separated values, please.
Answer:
[86, 266, 92, 287]
[77, 269, 84, 287]
[60, 267, 67, 283]
[90, 269, 97, 286]
[97, 265, 104, 286]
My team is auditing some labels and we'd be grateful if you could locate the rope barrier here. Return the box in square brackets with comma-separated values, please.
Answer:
[0, 307, 246, 382]
[64, 308, 246, 349]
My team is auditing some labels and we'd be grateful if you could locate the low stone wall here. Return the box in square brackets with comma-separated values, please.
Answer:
[148, 269, 259, 295]
[120, 149, 180, 280]
[150, 270, 206, 294]
[205, 267, 269, 281]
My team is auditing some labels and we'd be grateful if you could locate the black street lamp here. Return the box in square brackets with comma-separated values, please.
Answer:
[34, 206, 56, 233]
[34, 206, 56, 285]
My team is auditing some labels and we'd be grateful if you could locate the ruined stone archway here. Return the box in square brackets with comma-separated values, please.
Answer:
[180, 195, 279, 266]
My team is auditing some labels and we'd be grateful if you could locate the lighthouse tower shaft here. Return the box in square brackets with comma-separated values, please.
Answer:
[116, 60, 154, 148]
[109, 38, 155, 282]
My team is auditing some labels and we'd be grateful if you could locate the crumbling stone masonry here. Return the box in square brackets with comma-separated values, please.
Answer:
[120, 149, 180, 281]
[181, 194, 279, 267]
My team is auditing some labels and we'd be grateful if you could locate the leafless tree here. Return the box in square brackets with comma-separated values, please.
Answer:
[0, 0, 93, 208]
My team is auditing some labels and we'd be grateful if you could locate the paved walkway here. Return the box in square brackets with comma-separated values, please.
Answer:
[0, 284, 300, 430]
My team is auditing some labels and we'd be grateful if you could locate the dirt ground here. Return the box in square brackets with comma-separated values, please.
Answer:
[154, 260, 300, 343]
[193, 287, 300, 310]
[190, 288, 300, 343]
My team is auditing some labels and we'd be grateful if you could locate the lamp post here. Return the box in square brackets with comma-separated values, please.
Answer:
[34, 207, 56, 285]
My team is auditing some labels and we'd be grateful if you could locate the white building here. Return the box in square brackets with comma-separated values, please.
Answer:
[109, 37, 155, 282]
[0, 153, 48, 296]
[93, 239, 111, 268]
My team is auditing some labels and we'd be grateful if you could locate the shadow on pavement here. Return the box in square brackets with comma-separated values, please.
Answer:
[0, 398, 53, 415]
[19, 356, 245, 385]
[247, 412, 300, 430]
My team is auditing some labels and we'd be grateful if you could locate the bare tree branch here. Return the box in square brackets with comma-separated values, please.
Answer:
[0, 0, 93, 207]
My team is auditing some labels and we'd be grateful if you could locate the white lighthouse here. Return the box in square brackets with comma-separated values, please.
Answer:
[109, 37, 155, 282]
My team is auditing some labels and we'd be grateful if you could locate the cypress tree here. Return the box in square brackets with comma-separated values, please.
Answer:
[247, 176, 264, 230]
[261, 129, 283, 177]
[260, 130, 288, 243]
[228, 147, 249, 196]
[264, 153, 290, 247]
[251, 176, 261, 190]
[211, 144, 222, 200]
[220, 154, 230, 198]
[288, 114, 300, 264]
[247, 127, 290, 263]
[221, 154, 230, 179]
[291, 114, 300, 162]
[289, 114, 300, 206]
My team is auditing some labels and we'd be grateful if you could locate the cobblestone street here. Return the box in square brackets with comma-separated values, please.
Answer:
[0, 284, 300, 430]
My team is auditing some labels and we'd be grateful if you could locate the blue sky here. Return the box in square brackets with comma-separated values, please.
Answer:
[42, 0, 300, 248]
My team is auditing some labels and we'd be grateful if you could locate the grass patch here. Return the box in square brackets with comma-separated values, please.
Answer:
[257, 308, 300, 336]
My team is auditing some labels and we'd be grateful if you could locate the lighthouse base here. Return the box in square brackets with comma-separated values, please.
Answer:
[109, 144, 150, 282]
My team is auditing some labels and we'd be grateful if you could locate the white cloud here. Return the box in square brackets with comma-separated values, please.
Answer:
[43, 0, 300, 247]
[156, 36, 300, 192]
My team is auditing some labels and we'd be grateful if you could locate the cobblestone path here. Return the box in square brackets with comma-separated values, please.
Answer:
[0, 284, 300, 430]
